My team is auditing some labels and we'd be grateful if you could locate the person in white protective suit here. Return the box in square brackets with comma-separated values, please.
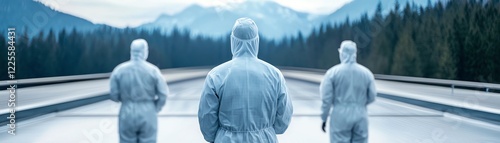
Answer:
[110, 39, 168, 143]
[198, 17, 293, 143]
[320, 40, 377, 143]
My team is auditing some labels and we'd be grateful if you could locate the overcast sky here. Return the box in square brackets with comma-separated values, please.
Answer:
[37, 0, 352, 28]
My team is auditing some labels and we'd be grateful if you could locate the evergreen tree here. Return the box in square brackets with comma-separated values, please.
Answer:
[390, 23, 422, 76]
[2, 0, 499, 84]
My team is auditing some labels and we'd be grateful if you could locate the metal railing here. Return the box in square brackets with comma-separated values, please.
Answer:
[280, 66, 500, 94]
[375, 74, 500, 94]
[0, 73, 110, 87]
[0, 66, 213, 88]
[0, 68, 210, 125]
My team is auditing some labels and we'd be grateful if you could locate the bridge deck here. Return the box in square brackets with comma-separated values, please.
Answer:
[1, 78, 499, 143]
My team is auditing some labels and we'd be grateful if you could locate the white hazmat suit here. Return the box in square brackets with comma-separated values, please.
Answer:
[110, 39, 169, 143]
[198, 18, 293, 143]
[320, 40, 376, 143]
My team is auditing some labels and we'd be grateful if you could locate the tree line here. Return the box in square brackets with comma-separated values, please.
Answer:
[1, 0, 499, 83]
[261, 0, 500, 83]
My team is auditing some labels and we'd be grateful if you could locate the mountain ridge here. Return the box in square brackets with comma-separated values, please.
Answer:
[140, 0, 438, 39]
[1, 0, 439, 38]
[0, 0, 100, 36]
[139, 0, 315, 39]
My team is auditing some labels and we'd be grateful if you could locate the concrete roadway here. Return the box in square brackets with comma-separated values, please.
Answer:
[1, 76, 500, 143]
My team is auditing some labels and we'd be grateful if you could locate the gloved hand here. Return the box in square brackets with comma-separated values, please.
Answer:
[322, 121, 326, 133]
[156, 105, 162, 113]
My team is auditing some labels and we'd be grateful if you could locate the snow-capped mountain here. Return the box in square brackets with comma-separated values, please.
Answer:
[140, 0, 439, 39]
[1, 0, 439, 39]
[0, 0, 100, 36]
[318, 0, 439, 25]
[139, 1, 315, 39]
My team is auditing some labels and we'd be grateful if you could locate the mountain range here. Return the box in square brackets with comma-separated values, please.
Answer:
[0, 0, 99, 36]
[139, 0, 438, 39]
[139, 1, 313, 39]
[320, 0, 438, 25]
[1, 0, 439, 38]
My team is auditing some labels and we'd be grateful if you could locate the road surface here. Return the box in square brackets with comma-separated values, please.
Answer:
[1, 77, 499, 143]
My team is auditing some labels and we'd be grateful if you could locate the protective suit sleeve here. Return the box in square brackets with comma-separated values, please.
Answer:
[320, 70, 334, 122]
[273, 74, 293, 134]
[366, 74, 377, 105]
[109, 70, 121, 102]
[155, 69, 168, 112]
[198, 75, 220, 142]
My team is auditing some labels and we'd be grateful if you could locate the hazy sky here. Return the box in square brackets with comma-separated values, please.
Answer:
[37, 0, 352, 28]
